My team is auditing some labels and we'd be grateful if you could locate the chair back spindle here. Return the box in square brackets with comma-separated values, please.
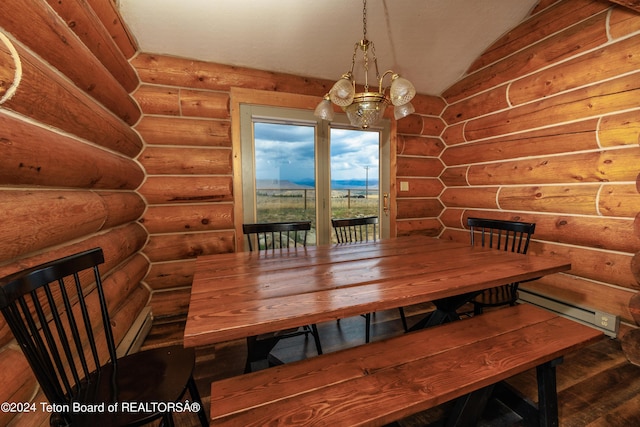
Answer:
[331, 216, 378, 243]
[243, 221, 311, 251]
[467, 217, 536, 314]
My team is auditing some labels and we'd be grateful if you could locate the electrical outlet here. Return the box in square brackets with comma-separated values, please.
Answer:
[594, 311, 619, 333]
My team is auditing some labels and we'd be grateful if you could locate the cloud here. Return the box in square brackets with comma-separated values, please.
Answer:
[254, 123, 379, 183]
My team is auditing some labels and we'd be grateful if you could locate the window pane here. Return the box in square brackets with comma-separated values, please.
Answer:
[330, 128, 380, 233]
[253, 122, 317, 244]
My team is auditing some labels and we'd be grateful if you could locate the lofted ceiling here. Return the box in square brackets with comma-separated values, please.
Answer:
[117, 0, 540, 96]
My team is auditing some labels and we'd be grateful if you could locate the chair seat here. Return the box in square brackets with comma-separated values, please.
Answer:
[62, 346, 196, 426]
[473, 285, 518, 307]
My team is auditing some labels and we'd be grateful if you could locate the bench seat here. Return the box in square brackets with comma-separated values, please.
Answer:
[210, 303, 603, 426]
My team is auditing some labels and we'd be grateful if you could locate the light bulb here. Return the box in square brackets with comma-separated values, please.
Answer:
[394, 102, 415, 119]
[390, 75, 416, 106]
[329, 75, 355, 107]
[314, 98, 335, 121]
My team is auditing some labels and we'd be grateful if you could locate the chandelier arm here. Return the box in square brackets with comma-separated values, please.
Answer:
[379, 70, 395, 94]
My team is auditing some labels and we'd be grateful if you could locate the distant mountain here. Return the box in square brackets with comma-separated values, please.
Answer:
[256, 179, 313, 189]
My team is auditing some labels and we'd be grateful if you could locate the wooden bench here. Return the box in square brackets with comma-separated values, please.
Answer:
[209, 304, 603, 426]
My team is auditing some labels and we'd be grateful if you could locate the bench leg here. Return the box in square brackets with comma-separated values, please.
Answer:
[537, 357, 562, 427]
[445, 385, 495, 427]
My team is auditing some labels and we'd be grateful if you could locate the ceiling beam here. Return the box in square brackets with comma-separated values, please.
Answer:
[608, 0, 640, 13]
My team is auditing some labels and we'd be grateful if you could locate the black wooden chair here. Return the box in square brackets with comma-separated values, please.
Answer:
[242, 221, 322, 372]
[467, 217, 536, 314]
[331, 216, 408, 342]
[0, 248, 208, 427]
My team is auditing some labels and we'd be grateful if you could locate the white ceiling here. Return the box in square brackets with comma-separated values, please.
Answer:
[118, 0, 538, 96]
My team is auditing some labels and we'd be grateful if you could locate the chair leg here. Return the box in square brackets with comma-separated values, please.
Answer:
[365, 313, 371, 343]
[398, 307, 408, 332]
[187, 376, 209, 427]
[311, 324, 323, 355]
[473, 303, 483, 315]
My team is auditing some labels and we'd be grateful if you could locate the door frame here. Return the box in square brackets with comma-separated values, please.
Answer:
[230, 87, 397, 250]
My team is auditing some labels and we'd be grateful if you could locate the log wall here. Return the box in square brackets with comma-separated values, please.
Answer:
[0, 1, 145, 425]
[438, 0, 640, 339]
[131, 55, 445, 319]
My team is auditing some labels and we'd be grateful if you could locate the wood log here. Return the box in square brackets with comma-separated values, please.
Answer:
[96, 191, 146, 228]
[394, 178, 443, 198]
[609, 3, 640, 38]
[0, 34, 17, 103]
[132, 53, 330, 96]
[599, 183, 640, 218]
[397, 114, 445, 137]
[442, 86, 509, 125]
[530, 241, 639, 290]
[441, 120, 599, 165]
[134, 86, 230, 119]
[396, 157, 443, 178]
[439, 187, 499, 209]
[44, 0, 138, 92]
[467, 0, 609, 74]
[396, 199, 443, 220]
[138, 176, 233, 205]
[397, 135, 444, 157]
[498, 185, 600, 216]
[467, 147, 640, 186]
[1, 0, 140, 124]
[0, 190, 107, 261]
[144, 259, 196, 291]
[0, 113, 144, 188]
[180, 89, 230, 119]
[460, 209, 640, 254]
[629, 292, 640, 325]
[133, 85, 180, 115]
[632, 252, 640, 285]
[410, 94, 446, 116]
[85, 0, 137, 59]
[600, 110, 640, 147]
[135, 116, 231, 147]
[138, 146, 232, 175]
[0, 346, 37, 427]
[148, 288, 191, 319]
[621, 327, 640, 366]
[510, 34, 640, 106]
[466, 73, 640, 140]
[521, 274, 635, 324]
[441, 122, 465, 146]
[0, 222, 147, 278]
[445, 11, 608, 103]
[609, 0, 640, 14]
[141, 204, 234, 234]
[143, 231, 235, 263]
[109, 285, 149, 347]
[439, 208, 467, 229]
[439, 166, 469, 187]
[101, 254, 150, 314]
[395, 219, 442, 237]
[0, 35, 143, 157]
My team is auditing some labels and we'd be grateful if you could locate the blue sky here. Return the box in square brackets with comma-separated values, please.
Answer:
[254, 123, 379, 184]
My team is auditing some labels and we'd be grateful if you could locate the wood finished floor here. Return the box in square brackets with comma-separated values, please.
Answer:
[141, 303, 640, 426]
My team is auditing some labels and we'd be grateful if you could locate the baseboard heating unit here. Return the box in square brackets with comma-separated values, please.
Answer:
[116, 307, 154, 357]
[518, 289, 619, 338]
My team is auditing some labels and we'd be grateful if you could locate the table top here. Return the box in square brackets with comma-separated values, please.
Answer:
[184, 235, 570, 348]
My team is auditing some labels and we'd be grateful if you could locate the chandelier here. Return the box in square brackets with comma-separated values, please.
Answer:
[314, 0, 416, 129]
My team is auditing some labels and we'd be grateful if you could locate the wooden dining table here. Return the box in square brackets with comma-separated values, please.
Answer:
[183, 235, 571, 349]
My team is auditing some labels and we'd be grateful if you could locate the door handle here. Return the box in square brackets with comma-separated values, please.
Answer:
[383, 193, 389, 215]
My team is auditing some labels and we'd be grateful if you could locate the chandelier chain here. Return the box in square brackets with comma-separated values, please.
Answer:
[362, 0, 367, 40]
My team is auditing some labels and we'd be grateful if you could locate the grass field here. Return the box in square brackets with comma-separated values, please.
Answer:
[256, 190, 379, 244]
